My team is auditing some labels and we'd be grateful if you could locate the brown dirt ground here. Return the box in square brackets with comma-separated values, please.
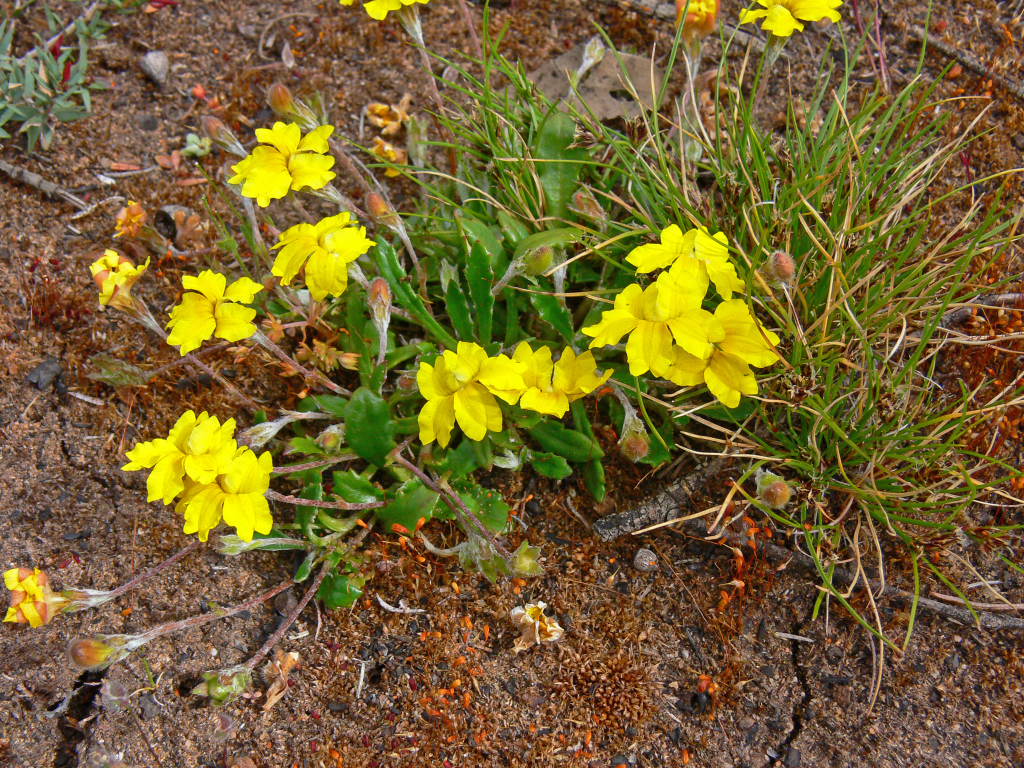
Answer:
[2, 0, 1024, 767]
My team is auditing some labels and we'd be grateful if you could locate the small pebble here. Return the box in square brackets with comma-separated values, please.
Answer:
[139, 51, 169, 85]
[632, 548, 658, 572]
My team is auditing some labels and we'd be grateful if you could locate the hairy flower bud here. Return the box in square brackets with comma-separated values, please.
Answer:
[618, 415, 650, 463]
[68, 637, 117, 671]
[267, 83, 295, 118]
[315, 422, 346, 452]
[763, 250, 796, 287]
[755, 470, 791, 509]
[368, 278, 392, 324]
[201, 115, 247, 158]
[568, 188, 607, 231]
[366, 192, 401, 230]
[238, 417, 289, 450]
[521, 245, 554, 277]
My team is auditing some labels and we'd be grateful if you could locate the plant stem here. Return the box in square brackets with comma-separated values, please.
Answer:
[107, 540, 201, 601]
[456, 0, 483, 59]
[271, 455, 359, 474]
[391, 449, 513, 562]
[251, 328, 351, 396]
[265, 489, 384, 511]
[140, 579, 293, 642]
[245, 560, 331, 671]
[145, 343, 231, 380]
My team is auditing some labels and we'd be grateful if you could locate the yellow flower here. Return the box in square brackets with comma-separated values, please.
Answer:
[175, 448, 274, 542]
[114, 201, 147, 239]
[662, 299, 780, 407]
[166, 270, 263, 355]
[675, 0, 718, 42]
[417, 342, 526, 447]
[370, 137, 408, 177]
[122, 410, 239, 504]
[346, 0, 429, 22]
[228, 122, 336, 207]
[513, 344, 612, 417]
[4, 568, 68, 628]
[739, 0, 842, 37]
[583, 272, 724, 378]
[272, 213, 375, 301]
[366, 94, 411, 136]
[510, 601, 564, 654]
[626, 225, 744, 300]
[89, 250, 149, 310]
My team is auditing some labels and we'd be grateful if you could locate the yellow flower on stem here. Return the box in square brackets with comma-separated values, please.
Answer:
[166, 270, 263, 355]
[675, 0, 718, 42]
[175, 448, 274, 542]
[340, 0, 429, 22]
[4, 568, 68, 628]
[122, 410, 239, 504]
[662, 299, 781, 407]
[739, 0, 842, 37]
[228, 122, 336, 207]
[370, 137, 408, 177]
[114, 201, 147, 239]
[417, 342, 526, 447]
[89, 250, 150, 310]
[513, 344, 612, 418]
[626, 225, 744, 299]
[583, 272, 724, 378]
[271, 213, 375, 301]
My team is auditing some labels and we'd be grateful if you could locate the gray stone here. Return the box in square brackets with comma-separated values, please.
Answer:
[139, 50, 169, 86]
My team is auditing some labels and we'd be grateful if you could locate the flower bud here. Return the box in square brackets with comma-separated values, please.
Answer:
[191, 84, 208, 100]
[201, 115, 247, 158]
[756, 470, 791, 509]
[193, 667, 252, 707]
[67, 637, 117, 671]
[368, 278, 392, 323]
[618, 415, 650, 463]
[366, 192, 401, 230]
[763, 250, 796, 287]
[315, 422, 346, 452]
[239, 417, 289, 450]
[267, 83, 295, 117]
[521, 245, 554, 277]
[114, 201, 147, 239]
[338, 352, 361, 371]
[568, 188, 607, 231]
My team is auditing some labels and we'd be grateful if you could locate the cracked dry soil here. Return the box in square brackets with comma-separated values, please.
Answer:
[2, 0, 1024, 766]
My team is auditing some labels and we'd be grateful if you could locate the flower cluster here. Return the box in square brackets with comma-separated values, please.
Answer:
[229, 122, 336, 207]
[585, 225, 779, 408]
[123, 411, 274, 542]
[272, 212, 375, 301]
[417, 342, 611, 447]
[166, 270, 263, 355]
[90, 250, 149, 311]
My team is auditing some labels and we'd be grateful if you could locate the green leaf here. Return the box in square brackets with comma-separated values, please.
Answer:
[286, 436, 324, 457]
[534, 112, 590, 219]
[311, 394, 349, 418]
[458, 215, 506, 269]
[343, 387, 397, 466]
[296, 481, 323, 532]
[530, 451, 572, 479]
[452, 479, 511, 533]
[527, 420, 604, 463]
[465, 242, 495, 343]
[440, 259, 475, 341]
[87, 353, 151, 388]
[583, 459, 606, 502]
[426, 439, 480, 479]
[318, 571, 365, 610]
[331, 470, 385, 505]
[378, 479, 440, 534]
[529, 291, 575, 342]
[294, 550, 317, 582]
[497, 210, 531, 246]
[511, 227, 584, 264]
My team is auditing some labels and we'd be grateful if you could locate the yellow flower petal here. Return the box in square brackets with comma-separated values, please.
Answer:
[223, 276, 263, 303]
[166, 293, 217, 355]
[214, 302, 258, 342]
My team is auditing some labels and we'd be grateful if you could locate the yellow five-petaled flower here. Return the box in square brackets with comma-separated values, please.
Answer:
[228, 122, 336, 207]
[176, 448, 274, 542]
[272, 213, 375, 301]
[662, 299, 780, 407]
[583, 271, 723, 379]
[739, 0, 842, 37]
[513, 344, 612, 418]
[166, 270, 263, 355]
[417, 342, 526, 448]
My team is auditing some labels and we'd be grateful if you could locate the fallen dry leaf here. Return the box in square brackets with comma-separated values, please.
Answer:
[262, 650, 299, 711]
